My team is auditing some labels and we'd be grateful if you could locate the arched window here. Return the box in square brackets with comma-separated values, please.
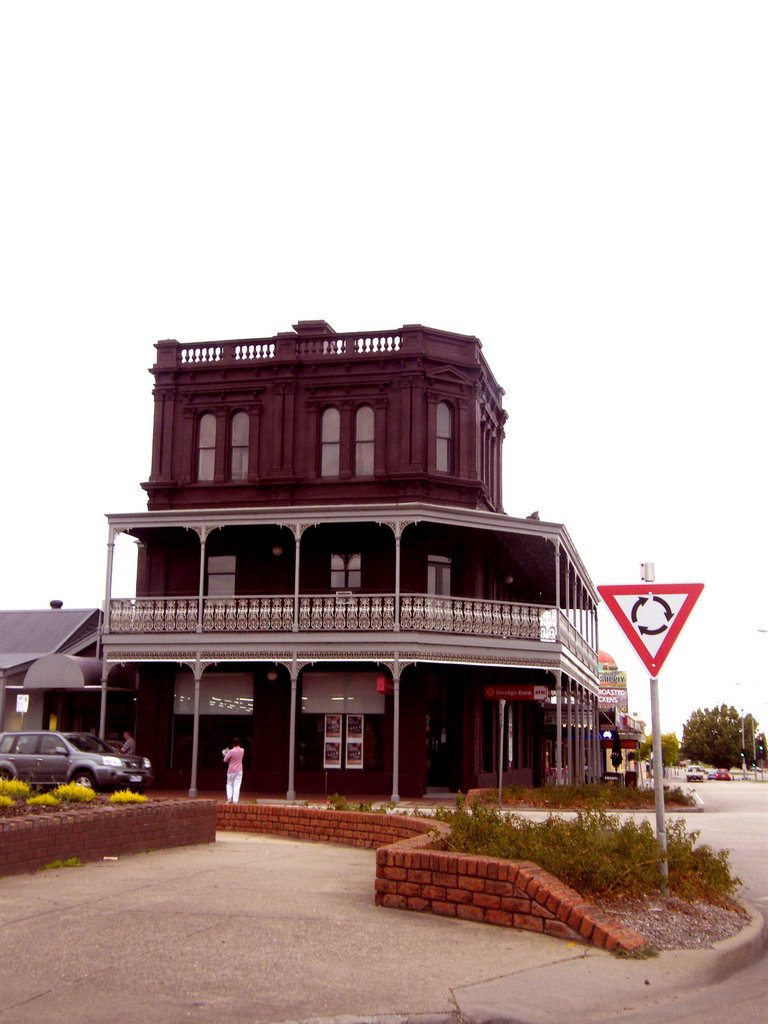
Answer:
[320, 407, 340, 477]
[354, 405, 374, 476]
[230, 411, 249, 480]
[197, 413, 216, 481]
[436, 401, 453, 474]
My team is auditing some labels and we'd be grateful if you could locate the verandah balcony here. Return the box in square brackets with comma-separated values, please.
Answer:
[107, 593, 595, 667]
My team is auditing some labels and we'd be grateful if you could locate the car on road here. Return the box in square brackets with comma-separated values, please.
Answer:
[685, 764, 707, 782]
[0, 731, 153, 791]
[707, 768, 732, 780]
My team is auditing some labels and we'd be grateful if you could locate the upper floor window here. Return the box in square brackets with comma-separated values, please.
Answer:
[321, 407, 340, 477]
[331, 553, 361, 590]
[427, 555, 451, 596]
[197, 413, 216, 481]
[230, 411, 249, 480]
[436, 402, 453, 474]
[207, 555, 236, 596]
[354, 405, 374, 476]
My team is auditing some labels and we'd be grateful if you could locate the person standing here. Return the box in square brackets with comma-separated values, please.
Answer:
[223, 737, 244, 803]
[121, 730, 136, 755]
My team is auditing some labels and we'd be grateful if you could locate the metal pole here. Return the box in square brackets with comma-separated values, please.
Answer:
[391, 658, 401, 804]
[287, 659, 298, 801]
[498, 699, 506, 803]
[649, 674, 669, 895]
[189, 659, 203, 798]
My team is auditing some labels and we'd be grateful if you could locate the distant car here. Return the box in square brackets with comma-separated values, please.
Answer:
[707, 768, 731, 780]
[685, 764, 706, 782]
[0, 731, 153, 791]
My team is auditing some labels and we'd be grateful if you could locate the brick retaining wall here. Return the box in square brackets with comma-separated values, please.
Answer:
[0, 800, 217, 877]
[217, 803, 646, 953]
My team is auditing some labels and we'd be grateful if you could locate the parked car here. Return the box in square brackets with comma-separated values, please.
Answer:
[685, 764, 706, 782]
[707, 768, 732, 780]
[0, 731, 153, 791]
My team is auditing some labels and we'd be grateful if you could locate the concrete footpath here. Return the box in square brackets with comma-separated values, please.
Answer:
[0, 830, 764, 1024]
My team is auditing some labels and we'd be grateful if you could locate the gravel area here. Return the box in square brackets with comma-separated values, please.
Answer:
[596, 896, 750, 950]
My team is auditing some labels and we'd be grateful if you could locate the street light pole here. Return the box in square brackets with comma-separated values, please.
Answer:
[741, 708, 747, 778]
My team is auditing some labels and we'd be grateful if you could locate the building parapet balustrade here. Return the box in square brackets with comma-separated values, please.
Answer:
[108, 594, 577, 650]
[173, 332, 402, 368]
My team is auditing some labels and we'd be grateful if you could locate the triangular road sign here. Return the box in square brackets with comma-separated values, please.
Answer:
[597, 583, 704, 676]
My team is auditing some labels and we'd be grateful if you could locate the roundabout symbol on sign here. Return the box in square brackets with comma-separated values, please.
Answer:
[631, 595, 673, 636]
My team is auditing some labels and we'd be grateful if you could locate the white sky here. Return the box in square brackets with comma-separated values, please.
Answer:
[1, 2, 766, 740]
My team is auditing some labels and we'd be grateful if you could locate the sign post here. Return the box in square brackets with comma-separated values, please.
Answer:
[597, 580, 703, 895]
[498, 699, 506, 805]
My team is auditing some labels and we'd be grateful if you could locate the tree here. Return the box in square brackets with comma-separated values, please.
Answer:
[681, 705, 744, 768]
[637, 732, 679, 766]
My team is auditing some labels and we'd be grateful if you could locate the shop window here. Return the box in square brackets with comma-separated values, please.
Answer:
[197, 413, 217, 481]
[427, 555, 451, 596]
[331, 553, 361, 590]
[436, 401, 453, 473]
[298, 671, 385, 772]
[171, 671, 253, 772]
[207, 555, 236, 596]
[230, 411, 249, 480]
[354, 405, 374, 476]
[320, 407, 340, 477]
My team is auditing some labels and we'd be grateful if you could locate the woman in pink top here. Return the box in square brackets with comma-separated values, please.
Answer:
[223, 738, 244, 803]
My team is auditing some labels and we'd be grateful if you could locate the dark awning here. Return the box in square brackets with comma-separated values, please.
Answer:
[23, 655, 136, 690]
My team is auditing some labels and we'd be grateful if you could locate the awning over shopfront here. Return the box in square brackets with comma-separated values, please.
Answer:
[24, 655, 135, 690]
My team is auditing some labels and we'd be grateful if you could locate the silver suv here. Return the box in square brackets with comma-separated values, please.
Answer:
[0, 731, 153, 791]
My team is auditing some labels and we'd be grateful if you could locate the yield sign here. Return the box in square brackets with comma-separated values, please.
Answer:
[597, 583, 704, 676]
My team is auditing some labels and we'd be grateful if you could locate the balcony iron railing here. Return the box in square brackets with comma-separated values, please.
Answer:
[108, 594, 562, 643]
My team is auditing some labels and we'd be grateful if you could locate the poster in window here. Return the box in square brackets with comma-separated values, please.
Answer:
[324, 740, 341, 768]
[346, 714, 364, 769]
[324, 714, 342, 769]
[346, 741, 363, 768]
[325, 714, 342, 738]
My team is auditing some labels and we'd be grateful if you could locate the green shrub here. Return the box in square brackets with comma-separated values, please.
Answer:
[491, 783, 695, 811]
[27, 793, 61, 808]
[109, 789, 147, 804]
[444, 803, 738, 902]
[0, 778, 31, 800]
[327, 793, 380, 813]
[42, 857, 81, 870]
[52, 783, 96, 803]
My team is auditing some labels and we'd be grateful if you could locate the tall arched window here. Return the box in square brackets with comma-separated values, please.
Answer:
[354, 405, 374, 476]
[436, 401, 453, 474]
[320, 407, 340, 477]
[230, 411, 249, 480]
[197, 413, 216, 481]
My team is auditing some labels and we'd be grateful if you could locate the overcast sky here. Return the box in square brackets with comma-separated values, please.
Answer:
[1, 2, 766, 739]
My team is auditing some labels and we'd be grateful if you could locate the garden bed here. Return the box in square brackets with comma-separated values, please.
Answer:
[0, 799, 217, 876]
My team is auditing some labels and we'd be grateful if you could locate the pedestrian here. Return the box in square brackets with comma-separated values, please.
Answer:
[223, 737, 244, 803]
[121, 730, 136, 755]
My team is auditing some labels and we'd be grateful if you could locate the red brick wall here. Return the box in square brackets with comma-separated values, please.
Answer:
[217, 802, 438, 847]
[0, 800, 217, 877]
[216, 803, 646, 953]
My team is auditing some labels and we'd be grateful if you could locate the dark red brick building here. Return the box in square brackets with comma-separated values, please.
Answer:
[99, 320, 601, 798]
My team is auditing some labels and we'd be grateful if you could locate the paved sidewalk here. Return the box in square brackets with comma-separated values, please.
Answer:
[0, 831, 764, 1024]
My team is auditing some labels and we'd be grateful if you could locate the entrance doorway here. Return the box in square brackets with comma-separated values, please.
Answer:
[425, 678, 453, 790]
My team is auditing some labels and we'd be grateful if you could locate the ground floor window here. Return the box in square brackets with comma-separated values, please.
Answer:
[171, 671, 253, 771]
[299, 670, 385, 772]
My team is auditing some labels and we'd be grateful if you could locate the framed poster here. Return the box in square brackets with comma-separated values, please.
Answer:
[346, 714, 364, 769]
[324, 740, 341, 768]
[324, 714, 342, 768]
